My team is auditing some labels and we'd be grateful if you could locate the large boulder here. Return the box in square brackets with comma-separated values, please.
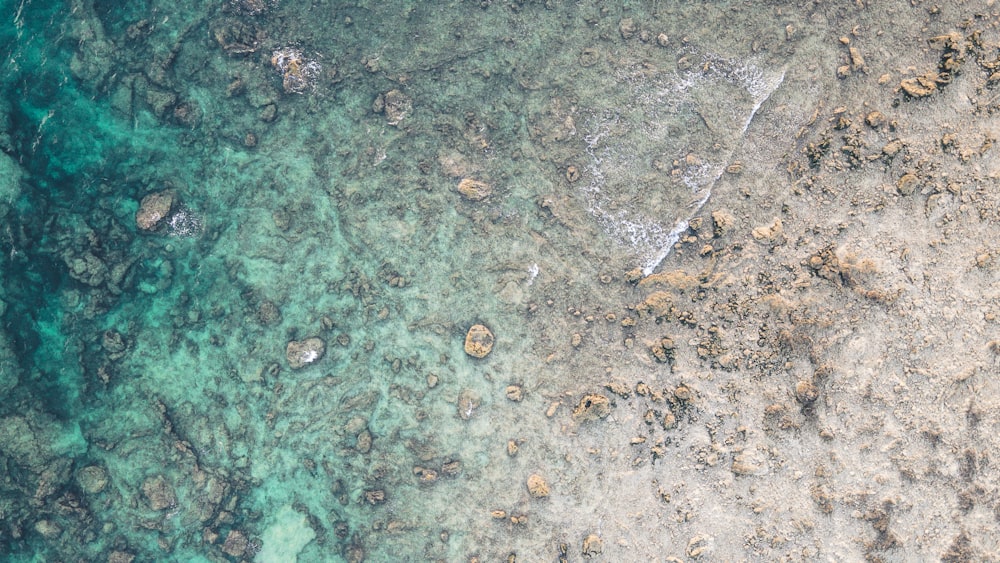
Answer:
[135, 189, 175, 231]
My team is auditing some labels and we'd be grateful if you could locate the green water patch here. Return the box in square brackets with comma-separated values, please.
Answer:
[1, 0, 798, 560]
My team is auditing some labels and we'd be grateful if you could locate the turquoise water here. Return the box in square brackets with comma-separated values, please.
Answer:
[0, 1, 799, 561]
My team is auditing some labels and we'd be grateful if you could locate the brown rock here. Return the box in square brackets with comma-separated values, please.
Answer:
[865, 111, 886, 128]
[364, 489, 386, 504]
[136, 190, 175, 231]
[882, 139, 904, 157]
[286, 337, 326, 369]
[505, 385, 523, 402]
[897, 172, 919, 196]
[639, 291, 674, 319]
[639, 270, 700, 292]
[900, 74, 937, 98]
[649, 338, 675, 364]
[751, 218, 783, 242]
[849, 47, 865, 70]
[527, 473, 550, 498]
[457, 178, 492, 201]
[438, 150, 471, 177]
[795, 380, 820, 405]
[604, 380, 630, 398]
[572, 394, 611, 422]
[142, 475, 176, 511]
[464, 324, 494, 358]
[565, 165, 580, 182]
[687, 534, 713, 558]
[507, 439, 519, 456]
[711, 210, 735, 237]
[674, 385, 693, 402]
[731, 452, 761, 476]
[413, 466, 438, 483]
[260, 103, 277, 122]
[582, 533, 604, 557]
[662, 410, 677, 429]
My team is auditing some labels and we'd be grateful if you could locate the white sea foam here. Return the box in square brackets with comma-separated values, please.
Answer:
[167, 207, 204, 238]
[580, 53, 784, 275]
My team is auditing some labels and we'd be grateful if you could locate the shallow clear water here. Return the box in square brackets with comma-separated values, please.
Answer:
[2, 1, 784, 560]
[10, 0, 981, 561]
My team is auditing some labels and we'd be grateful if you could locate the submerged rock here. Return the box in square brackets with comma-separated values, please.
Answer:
[0, 333, 17, 395]
[108, 551, 136, 563]
[142, 475, 176, 511]
[0, 415, 59, 469]
[34, 519, 62, 539]
[222, 529, 248, 557]
[0, 152, 23, 219]
[375, 89, 412, 125]
[356, 429, 373, 454]
[440, 459, 462, 477]
[457, 389, 481, 420]
[464, 324, 494, 358]
[457, 178, 492, 201]
[271, 48, 323, 94]
[102, 330, 128, 360]
[505, 384, 523, 402]
[212, 19, 261, 54]
[256, 300, 282, 326]
[66, 252, 109, 287]
[619, 18, 638, 39]
[286, 337, 326, 369]
[77, 465, 109, 495]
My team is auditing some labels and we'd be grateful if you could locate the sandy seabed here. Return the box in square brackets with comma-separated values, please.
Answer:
[2, 0, 1000, 561]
